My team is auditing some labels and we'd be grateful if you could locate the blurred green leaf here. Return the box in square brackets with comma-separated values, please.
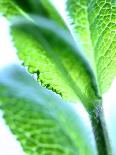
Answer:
[15, 0, 67, 29]
[0, 0, 67, 29]
[0, 0, 100, 110]
[11, 16, 100, 110]
[0, 65, 97, 155]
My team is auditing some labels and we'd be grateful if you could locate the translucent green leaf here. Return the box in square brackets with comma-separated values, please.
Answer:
[12, 16, 100, 110]
[0, 0, 100, 110]
[14, 0, 67, 29]
[0, 65, 98, 155]
[66, 0, 116, 94]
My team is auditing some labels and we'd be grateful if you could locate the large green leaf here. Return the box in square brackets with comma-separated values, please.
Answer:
[66, 0, 116, 94]
[0, 0, 100, 110]
[0, 65, 98, 155]
[11, 16, 100, 110]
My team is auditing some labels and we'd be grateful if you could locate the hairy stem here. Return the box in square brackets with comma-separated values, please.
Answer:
[90, 105, 109, 155]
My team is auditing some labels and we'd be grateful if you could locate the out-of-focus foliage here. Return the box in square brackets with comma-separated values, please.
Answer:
[0, 0, 116, 155]
[0, 0, 100, 109]
[0, 65, 97, 155]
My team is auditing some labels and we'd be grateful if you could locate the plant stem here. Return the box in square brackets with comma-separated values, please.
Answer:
[90, 105, 109, 155]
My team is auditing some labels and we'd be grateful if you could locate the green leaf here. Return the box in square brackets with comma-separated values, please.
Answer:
[11, 16, 100, 110]
[0, 65, 98, 155]
[0, 0, 67, 29]
[14, 0, 67, 29]
[0, 0, 23, 17]
[0, 0, 100, 110]
[66, 0, 116, 94]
